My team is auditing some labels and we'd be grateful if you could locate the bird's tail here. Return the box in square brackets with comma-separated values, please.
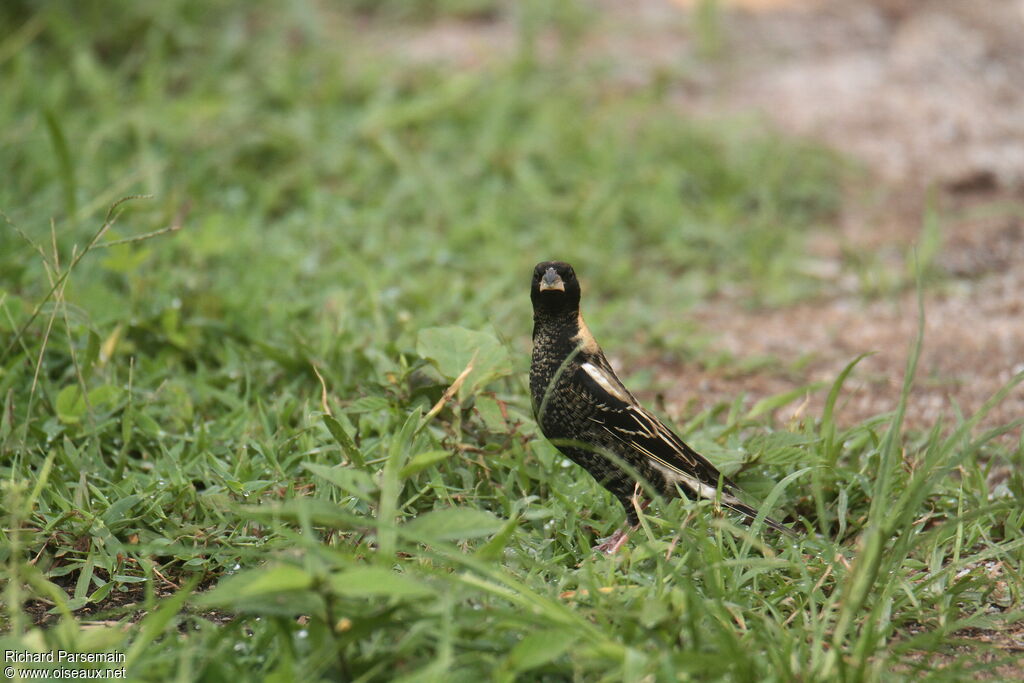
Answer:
[722, 499, 801, 537]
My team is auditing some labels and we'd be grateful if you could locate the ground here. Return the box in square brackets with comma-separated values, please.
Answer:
[655, 0, 1024, 434]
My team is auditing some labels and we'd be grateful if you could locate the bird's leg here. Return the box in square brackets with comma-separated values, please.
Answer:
[594, 525, 633, 554]
[594, 485, 650, 555]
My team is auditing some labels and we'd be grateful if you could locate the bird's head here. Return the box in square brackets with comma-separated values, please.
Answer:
[530, 261, 581, 317]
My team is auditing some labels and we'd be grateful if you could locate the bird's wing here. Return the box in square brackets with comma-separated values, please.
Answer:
[577, 355, 799, 536]
[577, 358, 736, 497]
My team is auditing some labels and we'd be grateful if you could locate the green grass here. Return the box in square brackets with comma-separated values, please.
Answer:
[2, 1, 1022, 680]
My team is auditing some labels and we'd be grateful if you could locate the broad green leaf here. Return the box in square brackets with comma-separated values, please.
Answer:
[43, 108, 76, 216]
[89, 581, 113, 605]
[206, 565, 313, 600]
[303, 462, 377, 503]
[474, 515, 520, 561]
[349, 396, 392, 413]
[416, 325, 512, 397]
[399, 450, 454, 479]
[55, 385, 87, 423]
[329, 567, 435, 599]
[82, 330, 100, 379]
[101, 494, 142, 527]
[745, 432, 819, 466]
[55, 384, 123, 424]
[378, 410, 422, 561]
[199, 566, 323, 617]
[323, 414, 366, 467]
[506, 628, 578, 673]
[111, 575, 148, 583]
[74, 553, 95, 602]
[121, 404, 135, 446]
[101, 244, 153, 274]
[237, 499, 366, 529]
[474, 395, 508, 432]
[402, 508, 503, 542]
[132, 409, 162, 437]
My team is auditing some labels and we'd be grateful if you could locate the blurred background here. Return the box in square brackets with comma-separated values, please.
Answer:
[2, 0, 1022, 430]
[3, 1, 1024, 676]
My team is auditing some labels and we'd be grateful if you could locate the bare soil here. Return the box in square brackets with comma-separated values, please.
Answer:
[633, 0, 1024, 433]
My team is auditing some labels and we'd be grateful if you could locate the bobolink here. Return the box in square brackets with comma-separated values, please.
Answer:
[530, 261, 797, 552]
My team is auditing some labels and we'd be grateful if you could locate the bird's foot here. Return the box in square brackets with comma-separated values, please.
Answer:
[594, 526, 633, 555]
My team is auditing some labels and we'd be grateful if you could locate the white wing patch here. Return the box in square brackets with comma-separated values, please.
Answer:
[581, 362, 631, 403]
[580, 359, 745, 509]
[649, 460, 741, 505]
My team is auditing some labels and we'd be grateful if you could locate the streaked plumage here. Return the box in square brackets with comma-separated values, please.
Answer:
[529, 261, 796, 549]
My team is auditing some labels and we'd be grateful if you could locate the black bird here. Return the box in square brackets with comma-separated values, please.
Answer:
[529, 261, 797, 552]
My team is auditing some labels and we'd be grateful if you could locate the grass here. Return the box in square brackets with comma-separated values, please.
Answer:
[1, 1, 1022, 680]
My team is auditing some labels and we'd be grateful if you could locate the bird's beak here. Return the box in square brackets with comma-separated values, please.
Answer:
[539, 268, 565, 292]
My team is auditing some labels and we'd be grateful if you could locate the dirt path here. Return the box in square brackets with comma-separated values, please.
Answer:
[584, 0, 1024, 431]
[664, 0, 1024, 189]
